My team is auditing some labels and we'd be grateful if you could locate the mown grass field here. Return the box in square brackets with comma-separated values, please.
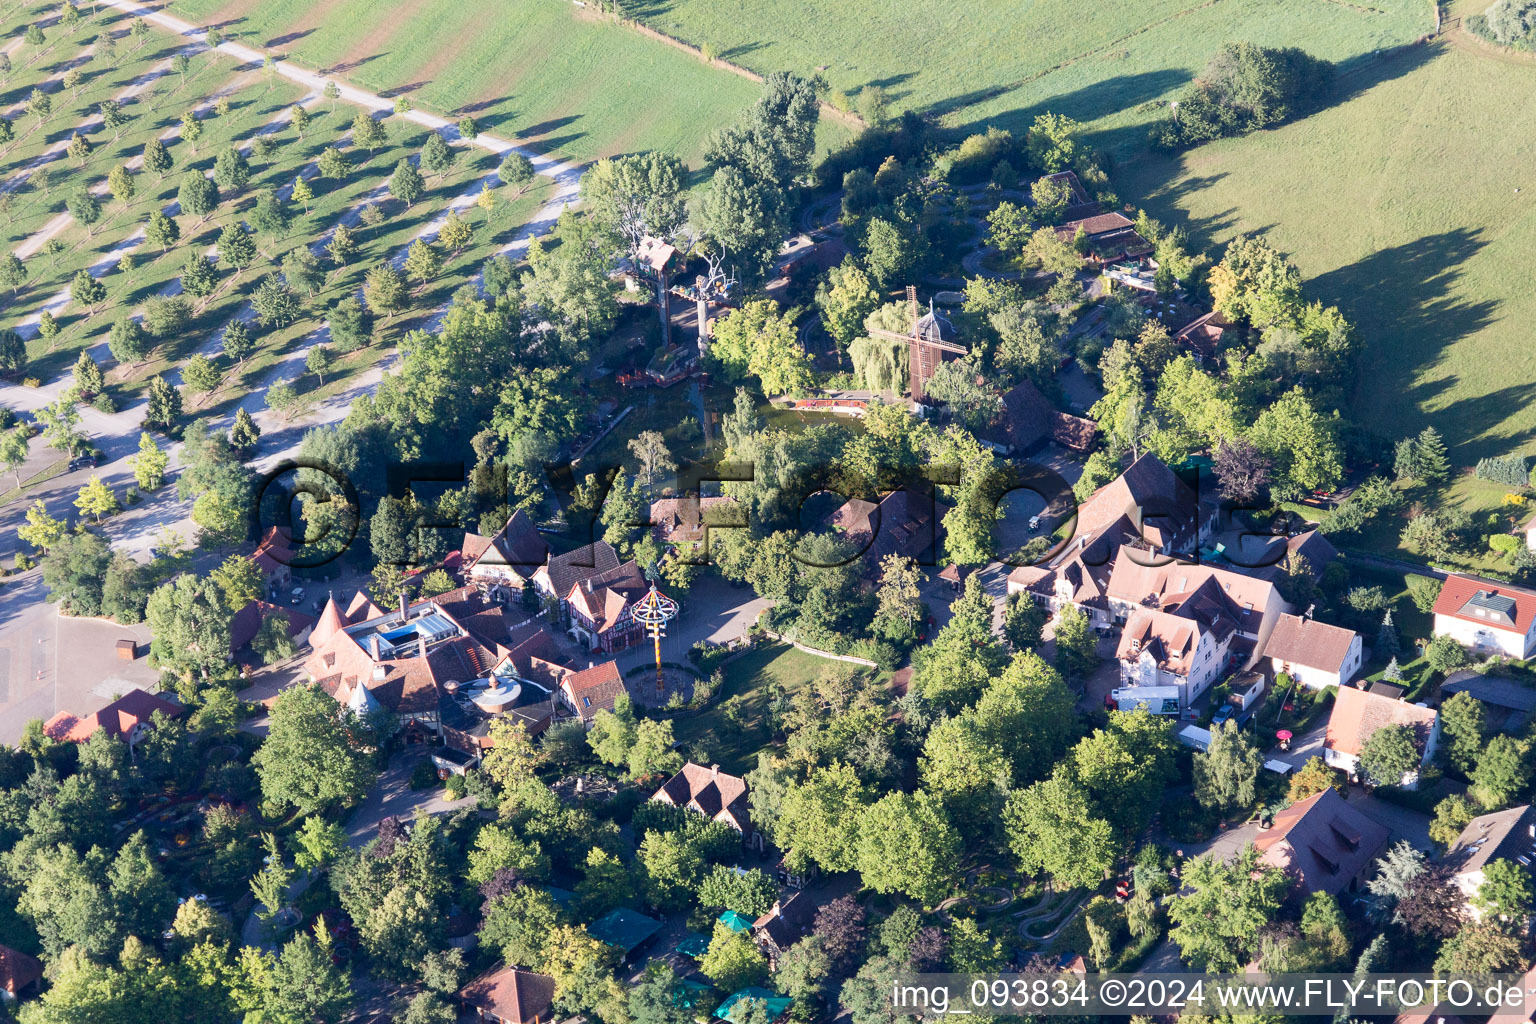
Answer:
[1117, 29, 1536, 464]
[629, 0, 1431, 157]
[163, 0, 835, 166]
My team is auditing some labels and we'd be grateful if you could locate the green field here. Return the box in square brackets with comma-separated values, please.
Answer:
[1117, 29, 1536, 462]
[671, 642, 836, 774]
[163, 0, 832, 166]
[630, 0, 1431, 157]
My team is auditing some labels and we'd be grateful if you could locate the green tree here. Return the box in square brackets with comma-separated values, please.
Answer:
[1425, 633, 1469, 676]
[1430, 792, 1478, 848]
[0, 251, 24, 295]
[74, 475, 119, 522]
[1357, 723, 1420, 787]
[1167, 844, 1285, 971]
[390, 158, 424, 208]
[709, 299, 813, 395]
[1440, 691, 1487, 775]
[499, 152, 535, 193]
[231, 407, 261, 450]
[143, 137, 172, 180]
[403, 237, 441, 284]
[1471, 733, 1532, 810]
[17, 499, 66, 552]
[252, 684, 377, 813]
[70, 268, 105, 313]
[0, 427, 28, 488]
[144, 374, 182, 430]
[1052, 604, 1099, 683]
[145, 208, 180, 252]
[130, 431, 167, 490]
[352, 110, 386, 151]
[177, 171, 218, 222]
[1194, 718, 1262, 812]
[699, 921, 769, 992]
[213, 145, 251, 191]
[774, 762, 871, 874]
[855, 790, 961, 908]
[1002, 768, 1118, 890]
[1474, 858, 1534, 927]
[363, 262, 408, 319]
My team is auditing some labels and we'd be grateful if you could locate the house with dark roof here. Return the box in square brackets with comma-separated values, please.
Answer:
[652, 762, 754, 836]
[531, 540, 623, 603]
[0, 944, 43, 1003]
[461, 510, 548, 598]
[977, 379, 1099, 456]
[230, 600, 315, 663]
[458, 965, 556, 1024]
[825, 488, 948, 576]
[1173, 309, 1234, 364]
[43, 689, 183, 748]
[1446, 804, 1536, 915]
[1066, 452, 1215, 563]
[1253, 787, 1389, 897]
[1433, 575, 1536, 659]
[752, 892, 814, 967]
[1324, 686, 1440, 788]
[556, 660, 627, 725]
[1053, 211, 1153, 266]
[1265, 613, 1362, 689]
[650, 496, 741, 547]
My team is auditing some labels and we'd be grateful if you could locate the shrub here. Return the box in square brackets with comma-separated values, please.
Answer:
[444, 774, 467, 800]
[408, 759, 438, 790]
[1476, 454, 1530, 486]
[1406, 574, 1444, 613]
[1491, 534, 1522, 554]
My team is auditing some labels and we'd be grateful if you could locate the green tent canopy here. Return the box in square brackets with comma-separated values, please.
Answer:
[717, 909, 754, 933]
[675, 933, 711, 958]
[588, 907, 663, 955]
[716, 988, 792, 1022]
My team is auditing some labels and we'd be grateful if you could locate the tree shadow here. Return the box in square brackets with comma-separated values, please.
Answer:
[265, 28, 315, 49]
[323, 53, 385, 77]
[1308, 229, 1506, 456]
[945, 67, 1191, 142]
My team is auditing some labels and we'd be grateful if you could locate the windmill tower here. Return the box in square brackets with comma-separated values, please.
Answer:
[865, 286, 967, 402]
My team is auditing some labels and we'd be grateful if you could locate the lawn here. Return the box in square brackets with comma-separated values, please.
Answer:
[162, 0, 845, 166]
[628, 0, 1430, 158]
[670, 641, 836, 775]
[1117, 29, 1536, 464]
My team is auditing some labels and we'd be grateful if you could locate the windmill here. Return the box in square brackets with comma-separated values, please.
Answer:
[865, 285, 967, 402]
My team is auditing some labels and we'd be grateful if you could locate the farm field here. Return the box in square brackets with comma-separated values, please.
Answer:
[162, 0, 843, 166]
[1117, 31, 1536, 463]
[0, 0, 562, 437]
[629, 0, 1432, 157]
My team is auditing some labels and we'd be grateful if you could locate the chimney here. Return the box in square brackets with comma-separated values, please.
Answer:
[400, 592, 409, 621]
[711, 763, 720, 779]
[369, 634, 381, 660]
[418, 637, 428, 659]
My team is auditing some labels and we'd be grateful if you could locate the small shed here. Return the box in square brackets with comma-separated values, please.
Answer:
[116, 638, 137, 660]
[589, 907, 663, 959]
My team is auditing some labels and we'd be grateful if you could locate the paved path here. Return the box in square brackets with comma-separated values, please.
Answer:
[343, 749, 476, 849]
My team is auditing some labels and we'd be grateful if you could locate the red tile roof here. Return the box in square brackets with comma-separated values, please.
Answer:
[459, 965, 556, 1024]
[0, 944, 42, 994]
[653, 762, 751, 832]
[43, 688, 182, 743]
[560, 661, 625, 721]
[1325, 685, 1437, 758]
[1433, 574, 1536, 635]
[1265, 614, 1359, 674]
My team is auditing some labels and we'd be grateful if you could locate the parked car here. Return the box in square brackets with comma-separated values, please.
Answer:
[1211, 703, 1236, 726]
[290, 587, 306, 605]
